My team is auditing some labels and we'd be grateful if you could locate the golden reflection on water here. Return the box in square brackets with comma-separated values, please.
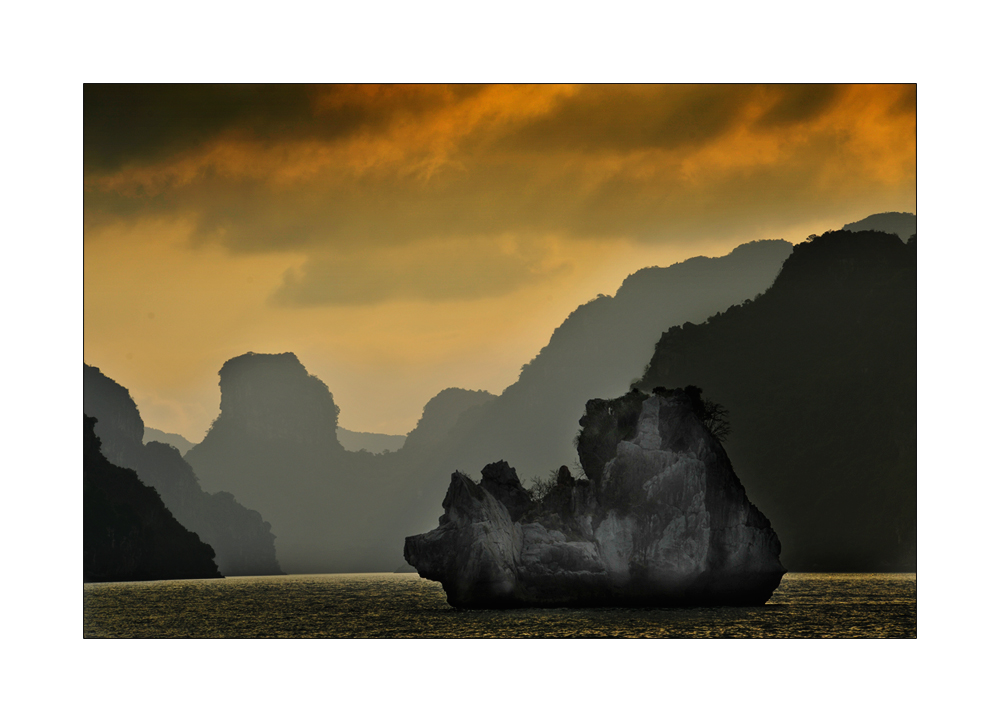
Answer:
[83, 572, 916, 639]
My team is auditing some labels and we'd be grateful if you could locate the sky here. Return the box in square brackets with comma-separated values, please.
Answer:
[83, 83, 916, 440]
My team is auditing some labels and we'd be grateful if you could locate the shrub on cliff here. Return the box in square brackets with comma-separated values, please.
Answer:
[653, 386, 731, 442]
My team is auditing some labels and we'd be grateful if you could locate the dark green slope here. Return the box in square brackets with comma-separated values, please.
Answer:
[636, 229, 916, 571]
[84, 415, 222, 582]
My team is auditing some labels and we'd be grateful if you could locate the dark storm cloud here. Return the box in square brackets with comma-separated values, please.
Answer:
[502, 85, 758, 153]
[888, 84, 917, 115]
[84, 85, 319, 171]
[83, 83, 480, 172]
[753, 84, 845, 128]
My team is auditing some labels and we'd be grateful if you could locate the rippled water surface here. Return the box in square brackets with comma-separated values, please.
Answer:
[83, 572, 915, 638]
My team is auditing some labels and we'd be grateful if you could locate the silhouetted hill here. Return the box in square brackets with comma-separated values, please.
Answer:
[438, 240, 793, 482]
[84, 364, 282, 576]
[83, 364, 145, 469]
[135, 441, 282, 576]
[84, 415, 221, 582]
[842, 211, 916, 240]
[337, 428, 405, 454]
[186, 352, 396, 572]
[400, 388, 496, 453]
[212, 351, 344, 449]
[144, 427, 195, 455]
[635, 229, 916, 571]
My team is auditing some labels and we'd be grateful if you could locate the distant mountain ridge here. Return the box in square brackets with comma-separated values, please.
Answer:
[144, 427, 195, 455]
[842, 211, 915, 240]
[429, 239, 795, 480]
[400, 388, 497, 453]
[337, 428, 406, 454]
[186, 238, 794, 572]
[147, 423, 405, 455]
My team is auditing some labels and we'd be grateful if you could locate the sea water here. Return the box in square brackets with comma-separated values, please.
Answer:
[83, 572, 916, 638]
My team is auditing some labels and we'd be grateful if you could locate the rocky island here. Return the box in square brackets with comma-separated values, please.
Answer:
[404, 387, 785, 607]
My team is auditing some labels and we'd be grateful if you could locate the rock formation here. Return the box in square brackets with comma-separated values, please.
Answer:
[399, 387, 497, 454]
[185, 354, 498, 573]
[185, 352, 381, 572]
[211, 351, 344, 448]
[84, 364, 282, 576]
[404, 388, 785, 607]
[84, 415, 222, 582]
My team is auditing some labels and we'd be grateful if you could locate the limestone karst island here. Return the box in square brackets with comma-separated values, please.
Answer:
[405, 387, 785, 607]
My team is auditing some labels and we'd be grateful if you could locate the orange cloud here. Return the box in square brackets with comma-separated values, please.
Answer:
[84, 85, 915, 438]
[86, 85, 914, 267]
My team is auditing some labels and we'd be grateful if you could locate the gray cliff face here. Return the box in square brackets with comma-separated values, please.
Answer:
[215, 352, 343, 448]
[404, 390, 784, 607]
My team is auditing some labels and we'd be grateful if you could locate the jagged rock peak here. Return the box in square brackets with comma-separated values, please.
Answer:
[215, 351, 342, 446]
[83, 364, 144, 467]
[404, 388, 784, 608]
[480, 461, 531, 523]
